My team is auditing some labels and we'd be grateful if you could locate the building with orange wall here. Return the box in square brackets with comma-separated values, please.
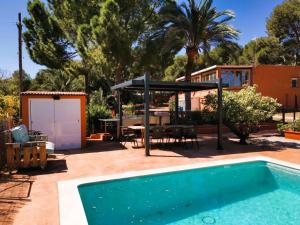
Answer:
[21, 91, 86, 150]
[176, 65, 300, 110]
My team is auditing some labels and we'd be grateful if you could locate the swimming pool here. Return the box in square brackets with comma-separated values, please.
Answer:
[58, 157, 300, 225]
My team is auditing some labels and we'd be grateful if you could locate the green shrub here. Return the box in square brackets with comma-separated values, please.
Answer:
[189, 110, 217, 125]
[200, 110, 217, 124]
[169, 98, 175, 111]
[89, 90, 112, 132]
[170, 110, 217, 125]
[123, 102, 135, 116]
[89, 104, 111, 132]
[276, 123, 291, 136]
[0, 95, 19, 122]
[205, 86, 281, 144]
[278, 120, 300, 135]
[292, 120, 300, 131]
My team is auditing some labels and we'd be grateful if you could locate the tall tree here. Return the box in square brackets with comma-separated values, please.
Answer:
[23, 0, 75, 69]
[90, 0, 133, 83]
[1, 70, 32, 96]
[239, 37, 284, 65]
[152, 0, 238, 111]
[163, 56, 187, 81]
[267, 0, 300, 65]
[85, 0, 169, 83]
[24, 0, 169, 84]
[163, 42, 241, 82]
[208, 42, 242, 65]
[30, 68, 84, 92]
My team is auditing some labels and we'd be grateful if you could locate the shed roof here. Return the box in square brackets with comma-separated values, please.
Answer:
[21, 91, 86, 96]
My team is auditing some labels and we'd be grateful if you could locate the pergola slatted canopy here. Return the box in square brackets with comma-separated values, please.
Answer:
[111, 74, 227, 156]
[111, 79, 220, 92]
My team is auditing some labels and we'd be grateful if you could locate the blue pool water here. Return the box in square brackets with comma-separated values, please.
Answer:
[78, 161, 300, 225]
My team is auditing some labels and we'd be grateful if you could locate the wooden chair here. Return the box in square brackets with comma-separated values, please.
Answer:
[5, 124, 54, 171]
[11, 125, 54, 154]
[6, 141, 47, 171]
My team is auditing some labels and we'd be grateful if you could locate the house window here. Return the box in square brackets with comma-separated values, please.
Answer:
[235, 71, 242, 86]
[291, 78, 298, 88]
[221, 70, 235, 87]
[209, 73, 216, 81]
[200, 73, 216, 82]
[242, 71, 250, 85]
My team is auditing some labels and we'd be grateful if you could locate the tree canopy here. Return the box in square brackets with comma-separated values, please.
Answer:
[23, 0, 75, 69]
[18, 0, 300, 126]
[267, 0, 300, 65]
[239, 37, 284, 65]
[152, 0, 238, 111]
[24, 0, 170, 84]
[163, 56, 187, 81]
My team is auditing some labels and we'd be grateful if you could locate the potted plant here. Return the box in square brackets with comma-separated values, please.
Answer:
[279, 120, 300, 140]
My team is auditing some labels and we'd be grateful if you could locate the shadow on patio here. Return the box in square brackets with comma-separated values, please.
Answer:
[148, 136, 287, 158]
[73, 131, 291, 159]
[2, 131, 300, 225]
[0, 175, 33, 225]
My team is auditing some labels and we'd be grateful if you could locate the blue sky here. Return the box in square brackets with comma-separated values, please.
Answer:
[0, 0, 284, 78]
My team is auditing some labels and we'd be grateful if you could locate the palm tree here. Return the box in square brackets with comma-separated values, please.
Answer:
[153, 0, 239, 111]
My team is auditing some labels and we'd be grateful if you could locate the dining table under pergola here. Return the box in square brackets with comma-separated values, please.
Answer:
[111, 74, 228, 156]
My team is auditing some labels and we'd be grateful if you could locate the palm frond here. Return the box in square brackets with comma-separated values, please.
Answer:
[151, 0, 239, 57]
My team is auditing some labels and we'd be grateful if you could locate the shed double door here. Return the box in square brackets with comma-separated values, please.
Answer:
[29, 99, 81, 150]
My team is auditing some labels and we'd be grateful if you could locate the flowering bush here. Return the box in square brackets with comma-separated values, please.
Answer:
[205, 86, 281, 144]
[0, 95, 19, 121]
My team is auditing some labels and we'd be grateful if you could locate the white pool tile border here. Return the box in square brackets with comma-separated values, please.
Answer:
[58, 156, 300, 225]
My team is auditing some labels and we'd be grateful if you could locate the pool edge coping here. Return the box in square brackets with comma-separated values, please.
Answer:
[58, 156, 300, 225]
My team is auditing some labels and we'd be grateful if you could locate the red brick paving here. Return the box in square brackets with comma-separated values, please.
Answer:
[1, 132, 300, 225]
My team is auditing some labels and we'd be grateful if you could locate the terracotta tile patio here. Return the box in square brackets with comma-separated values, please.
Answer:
[1, 131, 300, 225]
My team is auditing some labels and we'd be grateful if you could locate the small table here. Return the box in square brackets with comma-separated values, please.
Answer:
[128, 125, 145, 145]
[99, 119, 120, 139]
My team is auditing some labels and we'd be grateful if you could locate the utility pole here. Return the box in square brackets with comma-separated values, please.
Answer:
[17, 12, 23, 120]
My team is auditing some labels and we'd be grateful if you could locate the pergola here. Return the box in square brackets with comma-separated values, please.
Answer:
[111, 74, 227, 156]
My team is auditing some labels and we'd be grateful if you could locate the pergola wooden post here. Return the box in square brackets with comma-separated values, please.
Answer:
[175, 92, 179, 125]
[144, 74, 150, 156]
[118, 90, 123, 140]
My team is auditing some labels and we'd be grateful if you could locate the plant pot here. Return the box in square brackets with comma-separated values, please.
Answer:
[284, 130, 300, 141]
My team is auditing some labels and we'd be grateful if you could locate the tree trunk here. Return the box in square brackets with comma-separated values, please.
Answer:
[225, 121, 249, 145]
[185, 48, 197, 112]
[115, 64, 124, 116]
[84, 72, 91, 135]
[239, 137, 248, 145]
[115, 64, 124, 84]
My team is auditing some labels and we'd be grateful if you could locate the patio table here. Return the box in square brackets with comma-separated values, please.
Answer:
[126, 125, 195, 146]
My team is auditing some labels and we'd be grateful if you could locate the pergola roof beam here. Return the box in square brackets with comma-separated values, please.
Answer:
[111, 79, 228, 92]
